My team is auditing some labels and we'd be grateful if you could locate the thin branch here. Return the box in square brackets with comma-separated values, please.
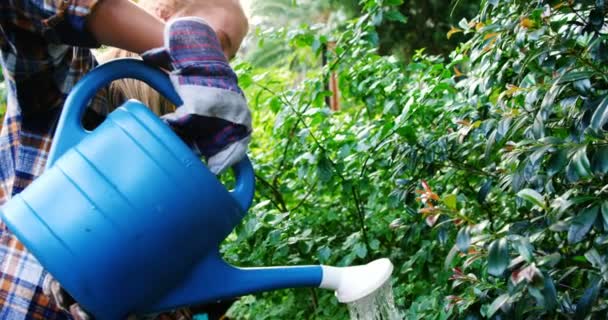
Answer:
[309, 288, 319, 312]
[446, 156, 500, 179]
[359, 127, 400, 178]
[292, 179, 319, 212]
[256, 73, 370, 250]
[251, 28, 376, 251]
[351, 186, 370, 248]
[251, 82, 312, 185]
[255, 173, 288, 212]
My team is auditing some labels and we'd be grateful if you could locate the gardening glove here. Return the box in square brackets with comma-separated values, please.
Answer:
[43, 274, 192, 320]
[141, 17, 252, 174]
[43, 274, 93, 320]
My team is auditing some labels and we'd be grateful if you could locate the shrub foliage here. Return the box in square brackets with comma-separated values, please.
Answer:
[224, 0, 608, 318]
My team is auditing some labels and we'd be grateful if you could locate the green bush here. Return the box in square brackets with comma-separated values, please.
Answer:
[224, 0, 608, 318]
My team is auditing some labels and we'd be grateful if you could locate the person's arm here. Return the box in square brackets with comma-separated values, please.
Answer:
[86, 0, 164, 54]
[85, 0, 248, 57]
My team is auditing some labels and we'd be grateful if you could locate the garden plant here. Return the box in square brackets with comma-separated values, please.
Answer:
[222, 0, 608, 319]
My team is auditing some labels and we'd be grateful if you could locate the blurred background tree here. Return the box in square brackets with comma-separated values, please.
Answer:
[244, 0, 479, 68]
[374, 0, 480, 57]
[0, 0, 479, 119]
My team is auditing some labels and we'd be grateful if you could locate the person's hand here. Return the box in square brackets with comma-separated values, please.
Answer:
[43, 274, 93, 320]
[142, 17, 252, 174]
[43, 273, 192, 319]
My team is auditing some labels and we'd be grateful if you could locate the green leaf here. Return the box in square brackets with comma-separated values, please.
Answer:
[573, 79, 592, 95]
[529, 144, 552, 165]
[532, 113, 545, 138]
[445, 245, 460, 269]
[584, 248, 604, 269]
[550, 220, 569, 232]
[443, 194, 458, 210]
[540, 81, 563, 113]
[516, 237, 534, 262]
[568, 148, 593, 181]
[557, 71, 595, 84]
[602, 202, 608, 231]
[538, 253, 561, 267]
[590, 95, 608, 132]
[568, 206, 600, 244]
[269, 96, 283, 113]
[591, 145, 608, 175]
[478, 180, 492, 204]
[369, 239, 380, 251]
[574, 279, 602, 320]
[488, 238, 509, 276]
[354, 242, 368, 259]
[317, 246, 332, 263]
[517, 189, 546, 210]
[316, 154, 333, 182]
[589, 8, 604, 28]
[244, 217, 261, 237]
[485, 130, 497, 161]
[528, 286, 545, 308]
[385, 10, 407, 23]
[487, 293, 509, 317]
[238, 73, 253, 89]
[456, 227, 471, 253]
[547, 149, 568, 176]
[542, 273, 559, 311]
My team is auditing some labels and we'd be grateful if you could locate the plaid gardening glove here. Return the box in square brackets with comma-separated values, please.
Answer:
[141, 17, 252, 174]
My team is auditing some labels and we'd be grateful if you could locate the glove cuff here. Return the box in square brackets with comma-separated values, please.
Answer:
[141, 47, 173, 71]
[207, 135, 251, 174]
[162, 83, 251, 130]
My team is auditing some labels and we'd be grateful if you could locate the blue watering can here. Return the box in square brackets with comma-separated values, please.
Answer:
[0, 59, 393, 319]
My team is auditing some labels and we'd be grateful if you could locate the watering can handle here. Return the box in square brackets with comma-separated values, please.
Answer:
[46, 58, 255, 211]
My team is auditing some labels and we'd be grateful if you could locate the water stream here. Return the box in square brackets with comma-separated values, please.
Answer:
[347, 280, 401, 320]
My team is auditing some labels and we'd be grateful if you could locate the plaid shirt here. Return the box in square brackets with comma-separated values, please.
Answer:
[0, 1, 194, 319]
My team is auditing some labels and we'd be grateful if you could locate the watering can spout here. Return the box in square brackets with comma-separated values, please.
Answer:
[148, 252, 393, 313]
[148, 251, 323, 312]
[318, 258, 393, 303]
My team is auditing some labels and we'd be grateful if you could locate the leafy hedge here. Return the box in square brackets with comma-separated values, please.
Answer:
[224, 0, 608, 318]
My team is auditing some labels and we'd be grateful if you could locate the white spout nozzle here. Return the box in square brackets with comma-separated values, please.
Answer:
[319, 258, 393, 303]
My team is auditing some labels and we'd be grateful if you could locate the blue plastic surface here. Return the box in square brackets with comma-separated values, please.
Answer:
[148, 251, 323, 313]
[0, 59, 322, 319]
